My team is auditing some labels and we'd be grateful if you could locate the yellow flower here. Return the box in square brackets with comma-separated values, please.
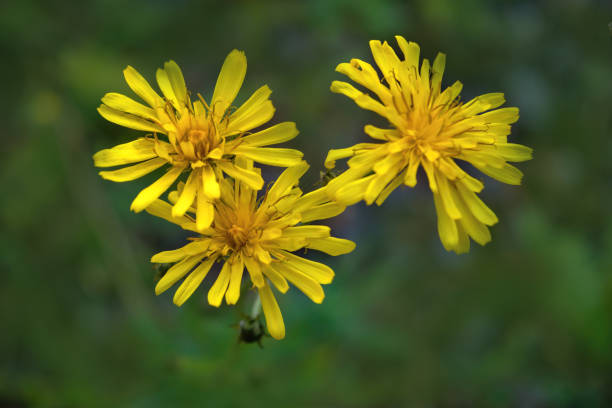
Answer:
[325, 36, 533, 254]
[93, 50, 303, 230]
[145, 160, 355, 340]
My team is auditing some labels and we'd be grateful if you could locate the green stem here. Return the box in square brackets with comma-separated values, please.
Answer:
[250, 293, 261, 319]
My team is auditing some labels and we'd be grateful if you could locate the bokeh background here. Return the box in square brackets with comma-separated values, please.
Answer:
[2, 0, 612, 406]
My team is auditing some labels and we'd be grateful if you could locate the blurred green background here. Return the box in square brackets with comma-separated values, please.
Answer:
[1, 0, 612, 406]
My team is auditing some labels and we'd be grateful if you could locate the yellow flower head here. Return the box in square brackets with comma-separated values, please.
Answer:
[146, 160, 355, 340]
[325, 36, 533, 254]
[93, 50, 303, 231]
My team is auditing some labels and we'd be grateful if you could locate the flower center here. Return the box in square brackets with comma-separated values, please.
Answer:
[225, 224, 259, 251]
[397, 104, 460, 160]
[174, 113, 222, 162]
[187, 128, 211, 144]
[187, 126, 216, 155]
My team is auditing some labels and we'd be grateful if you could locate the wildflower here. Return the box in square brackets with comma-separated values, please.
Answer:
[325, 36, 533, 253]
[146, 161, 355, 340]
[93, 51, 303, 230]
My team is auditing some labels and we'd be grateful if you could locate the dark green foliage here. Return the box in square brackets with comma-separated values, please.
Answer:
[1, 0, 611, 406]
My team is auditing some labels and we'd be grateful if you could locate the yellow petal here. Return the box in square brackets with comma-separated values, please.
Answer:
[376, 172, 404, 205]
[437, 80, 463, 106]
[282, 226, 330, 240]
[131, 164, 185, 212]
[347, 147, 388, 170]
[238, 122, 298, 147]
[202, 165, 220, 199]
[454, 223, 471, 254]
[306, 237, 356, 256]
[218, 177, 236, 207]
[173, 257, 216, 306]
[97, 105, 165, 133]
[438, 158, 462, 181]
[265, 161, 309, 203]
[395, 36, 420, 69]
[179, 140, 196, 161]
[217, 161, 264, 190]
[479, 93, 506, 109]
[433, 192, 459, 250]
[226, 85, 274, 134]
[334, 175, 375, 206]
[476, 163, 523, 185]
[163, 61, 188, 108]
[193, 100, 206, 117]
[99, 157, 166, 182]
[275, 250, 334, 284]
[265, 214, 301, 231]
[365, 171, 398, 205]
[455, 182, 498, 226]
[293, 188, 327, 212]
[270, 192, 300, 215]
[172, 170, 198, 217]
[369, 40, 400, 80]
[430, 52, 446, 95]
[208, 260, 231, 307]
[325, 164, 371, 197]
[459, 150, 506, 169]
[93, 138, 158, 167]
[273, 237, 308, 252]
[244, 256, 264, 288]
[195, 188, 214, 231]
[101, 93, 159, 122]
[211, 49, 247, 118]
[236, 170, 257, 207]
[236, 154, 254, 170]
[261, 228, 282, 241]
[324, 147, 355, 169]
[419, 58, 432, 97]
[462, 93, 505, 116]
[259, 283, 285, 340]
[336, 59, 392, 105]
[156, 67, 179, 110]
[300, 203, 346, 223]
[421, 159, 438, 193]
[486, 123, 511, 141]
[123, 65, 164, 108]
[495, 143, 533, 162]
[254, 245, 272, 264]
[457, 171, 484, 193]
[233, 146, 303, 167]
[263, 264, 289, 293]
[480, 107, 519, 124]
[330, 81, 388, 119]
[364, 125, 399, 141]
[436, 172, 462, 220]
[144, 199, 198, 232]
[155, 254, 205, 295]
[152, 139, 175, 162]
[454, 190, 492, 246]
[151, 240, 211, 263]
[272, 262, 324, 304]
[145, 199, 201, 233]
[225, 255, 245, 305]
